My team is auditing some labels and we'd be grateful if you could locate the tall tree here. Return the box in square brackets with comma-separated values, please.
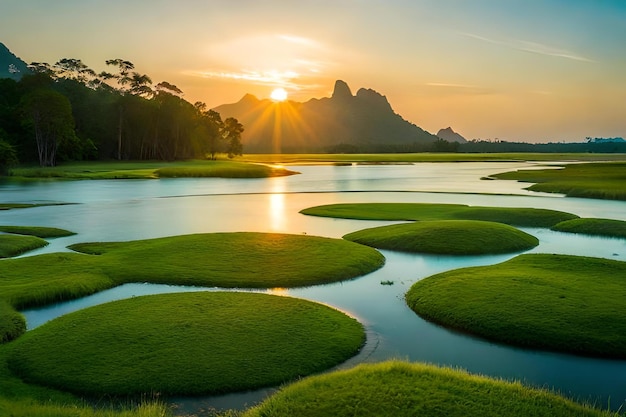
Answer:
[222, 117, 244, 158]
[20, 89, 78, 167]
[102, 59, 152, 160]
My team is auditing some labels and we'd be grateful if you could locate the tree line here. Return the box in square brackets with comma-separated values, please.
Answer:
[0, 58, 243, 171]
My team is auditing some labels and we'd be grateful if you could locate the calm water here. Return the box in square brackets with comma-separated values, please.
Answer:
[4, 162, 626, 413]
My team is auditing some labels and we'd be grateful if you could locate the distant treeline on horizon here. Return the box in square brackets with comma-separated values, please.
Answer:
[326, 138, 626, 154]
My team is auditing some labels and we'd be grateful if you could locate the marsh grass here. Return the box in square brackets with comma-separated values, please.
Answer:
[0, 397, 170, 417]
[0, 226, 75, 238]
[406, 254, 626, 358]
[344, 220, 538, 255]
[243, 360, 615, 417]
[0, 234, 49, 258]
[301, 203, 578, 227]
[10, 160, 297, 180]
[0, 233, 384, 342]
[552, 218, 626, 239]
[493, 162, 626, 201]
[8, 292, 364, 397]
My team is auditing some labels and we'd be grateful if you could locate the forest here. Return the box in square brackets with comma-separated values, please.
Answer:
[0, 58, 244, 171]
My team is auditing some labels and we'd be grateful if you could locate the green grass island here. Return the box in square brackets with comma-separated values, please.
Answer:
[343, 220, 539, 255]
[301, 202, 579, 227]
[552, 218, 626, 239]
[8, 292, 365, 397]
[406, 254, 626, 358]
[0, 232, 385, 343]
[244, 360, 613, 417]
[0, 234, 48, 258]
[492, 161, 626, 201]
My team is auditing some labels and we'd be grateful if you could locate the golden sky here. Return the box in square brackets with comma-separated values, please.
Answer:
[1, 0, 625, 142]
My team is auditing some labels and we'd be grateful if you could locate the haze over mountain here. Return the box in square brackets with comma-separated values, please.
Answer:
[214, 80, 438, 153]
[436, 127, 467, 143]
[0, 42, 30, 80]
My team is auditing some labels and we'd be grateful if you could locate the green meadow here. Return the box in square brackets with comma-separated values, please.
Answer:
[9, 160, 297, 180]
[492, 162, 626, 200]
[244, 361, 614, 417]
[8, 292, 364, 397]
[406, 254, 626, 358]
[301, 202, 578, 227]
[343, 220, 538, 255]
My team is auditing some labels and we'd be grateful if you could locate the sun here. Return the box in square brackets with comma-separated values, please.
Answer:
[270, 87, 288, 102]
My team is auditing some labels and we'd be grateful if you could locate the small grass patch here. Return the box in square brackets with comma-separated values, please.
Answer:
[552, 218, 626, 239]
[243, 360, 612, 417]
[301, 203, 578, 227]
[10, 160, 297, 180]
[8, 292, 364, 397]
[0, 226, 75, 238]
[0, 232, 384, 342]
[0, 203, 71, 210]
[493, 162, 626, 201]
[406, 254, 626, 358]
[0, 234, 48, 258]
[344, 220, 538, 255]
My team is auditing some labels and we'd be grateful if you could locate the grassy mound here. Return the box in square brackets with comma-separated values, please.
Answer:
[301, 203, 578, 227]
[8, 292, 364, 397]
[68, 232, 385, 288]
[552, 218, 626, 239]
[406, 254, 626, 358]
[343, 220, 538, 255]
[493, 162, 626, 201]
[244, 360, 611, 417]
[0, 234, 48, 258]
[0, 232, 384, 342]
[0, 226, 75, 238]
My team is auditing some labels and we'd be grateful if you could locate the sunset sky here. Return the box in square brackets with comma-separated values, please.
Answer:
[1, 0, 625, 142]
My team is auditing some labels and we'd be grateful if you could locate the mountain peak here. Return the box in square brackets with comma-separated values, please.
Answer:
[0, 42, 30, 81]
[436, 127, 467, 143]
[239, 93, 260, 103]
[332, 80, 353, 99]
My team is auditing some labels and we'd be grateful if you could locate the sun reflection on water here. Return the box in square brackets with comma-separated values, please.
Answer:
[268, 178, 287, 231]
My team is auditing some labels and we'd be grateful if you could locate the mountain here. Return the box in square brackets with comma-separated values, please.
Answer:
[214, 80, 437, 153]
[0, 43, 30, 80]
[436, 127, 467, 143]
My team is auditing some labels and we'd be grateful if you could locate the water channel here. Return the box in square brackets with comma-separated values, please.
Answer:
[2, 162, 626, 413]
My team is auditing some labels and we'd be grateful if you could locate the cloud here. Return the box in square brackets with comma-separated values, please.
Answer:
[461, 32, 595, 63]
[424, 82, 495, 96]
[185, 69, 303, 90]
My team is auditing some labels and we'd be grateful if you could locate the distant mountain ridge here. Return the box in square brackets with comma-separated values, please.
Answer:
[436, 127, 467, 143]
[214, 80, 437, 153]
[0, 42, 30, 80]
